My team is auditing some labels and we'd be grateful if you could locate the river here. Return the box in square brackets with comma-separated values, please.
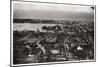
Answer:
[13, 23, 58, 32]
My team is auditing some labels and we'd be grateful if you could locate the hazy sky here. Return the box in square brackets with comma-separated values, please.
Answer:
[13, 1, 94, 21]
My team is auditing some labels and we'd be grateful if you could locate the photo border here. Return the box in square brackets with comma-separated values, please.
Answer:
[10, 0, 96, 66]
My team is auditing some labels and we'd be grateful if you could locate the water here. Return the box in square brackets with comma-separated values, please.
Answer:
[13, 23, 57, 32]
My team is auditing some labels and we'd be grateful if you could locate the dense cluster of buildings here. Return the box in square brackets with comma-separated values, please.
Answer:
[13, 21, 94, 64]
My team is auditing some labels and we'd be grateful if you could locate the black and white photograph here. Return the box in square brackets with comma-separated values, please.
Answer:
[11, 0, 95, 66]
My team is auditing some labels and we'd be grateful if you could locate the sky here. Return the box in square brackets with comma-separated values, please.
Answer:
[13, 1, 95, 21]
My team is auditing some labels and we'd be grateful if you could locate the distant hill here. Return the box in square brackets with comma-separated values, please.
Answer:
[13, 19, 94, 24]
